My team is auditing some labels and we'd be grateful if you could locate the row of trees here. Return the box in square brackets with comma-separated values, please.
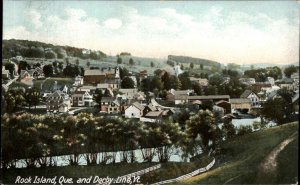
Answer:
[2, 39, 106, 60]
[1, 109, 240, 169]
[3, 88, 41, 113]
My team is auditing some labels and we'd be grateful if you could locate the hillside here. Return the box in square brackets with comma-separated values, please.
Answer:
[168, 55, 221, 68]
[179, 122, 298, 184]
[2, 39, 106, 60]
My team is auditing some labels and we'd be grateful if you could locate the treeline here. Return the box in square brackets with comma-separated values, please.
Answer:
[2, 39, 106, 60]
[1, 109, 243, 169]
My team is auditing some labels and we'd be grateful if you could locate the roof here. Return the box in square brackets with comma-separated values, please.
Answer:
[145, 110, 163, 117]
[215, 100, 230, 105]
[279, 78, 294, 84]
[97, 83, 110, 89]
[119, 88, 138, 94]
[132, 102, 145, 111]
[230, 98, 251, 104]
[84, 70, 107, 76]
[78, 86, 97, 90]
[175, 95, 230, 100]
[292, 91, 299, 103]
[240, 90, 253, 98]
[147, 104, 157, 111]
[101, 97, 115, 103]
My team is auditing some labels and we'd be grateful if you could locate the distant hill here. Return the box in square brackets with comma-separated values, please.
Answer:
[168, 55, 221, 68]
[2, 39, 106, 60]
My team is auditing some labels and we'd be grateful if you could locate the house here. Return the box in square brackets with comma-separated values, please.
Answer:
[292, 90, 299, 114]
[104, 78, 121, 89]
[250, 83, 272, 93]
[230, 98, 251, 113]
[125, 102, 145, 118]
[139, 70, 148, 78]
[174, 65, 184, 77]
[2, 66, 10, 80]
[166, 89, 194, 102]
[71, 91, 93, 107]
[276, 78, 297, 91]
[240, 90, 260, 107]
[77, 85, 97, 94]
[73, 75, 84, 86]
[190, 77, 209, 86]
[29, 67, 45, 79]
[46, 90, 71, 113]
[143, 104, 158, 115]
[239, 78, 256, 86]
[118, 88, 145, 102]
[175, 94, 230, 105]
[84, 67, 119, 85]
[100, 97, 121, 114]
[19, 70, 34, 86]
[215, 100, 231, 114]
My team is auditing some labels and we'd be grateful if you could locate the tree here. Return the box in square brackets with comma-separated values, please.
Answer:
[200, 64, 204, 70]
[161, 72, 171, 90]
[58, 62, 64, 71]
[119, 67, 129, 80]
[178, 72, 191, 90]
[4, 63, 15, 76]
[190, 62, 194, 69]
[150, 62, 155, 68]
[43, 64, 53, 77]
[121, 77, 135, 89]
[261, 97, 289, 125]
[45, 51, 57, 59]
[94, 89, 103, 108]
[129, 58, 134, 66]
[18, 61, 30, 74]
[150, 76, 163, 92]
[192, 83, 203, 95]
[186, 110, 217, 152]
[284, 65, 297, 78]
[117, 57, 122, 64]
[24, 88, 40, 109]
[63, 65, 81, 77]
[222, 119, 236, 139]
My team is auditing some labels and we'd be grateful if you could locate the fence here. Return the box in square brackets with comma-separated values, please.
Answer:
[118, 163, 162, 179]
[151, 158, 215, 185]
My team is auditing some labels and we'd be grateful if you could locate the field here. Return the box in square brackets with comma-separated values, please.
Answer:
[179, 121, 298, 184]
[33, 78, 74, 92]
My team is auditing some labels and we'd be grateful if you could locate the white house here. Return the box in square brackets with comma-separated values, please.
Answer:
[125, 102, 145, 118]
[240, 90, 260, 107]
[71, 91, 94, 107]
[73, 75, 84, 86]
[174, 65, 184, 77]
[46, 90, 71, 113]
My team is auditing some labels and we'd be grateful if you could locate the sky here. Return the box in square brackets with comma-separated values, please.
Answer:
[3, 1, 300, 65]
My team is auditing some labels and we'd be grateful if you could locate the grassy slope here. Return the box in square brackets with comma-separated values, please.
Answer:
[275, 137, 298, 184]
[2, 162, 157, 184]
[180, 122, 298, 185]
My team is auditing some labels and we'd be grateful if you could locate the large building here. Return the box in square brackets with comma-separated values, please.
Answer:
[174, 94, 230, 105]
[46, 90, 71, 113]
[84, 67, 120, 85]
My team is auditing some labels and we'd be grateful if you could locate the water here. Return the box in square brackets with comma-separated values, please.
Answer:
[14, 147, 190, 168]
[232, 117, 261, 128]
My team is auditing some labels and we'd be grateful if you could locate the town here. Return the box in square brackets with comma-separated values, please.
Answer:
[1, 39, 299, 184]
